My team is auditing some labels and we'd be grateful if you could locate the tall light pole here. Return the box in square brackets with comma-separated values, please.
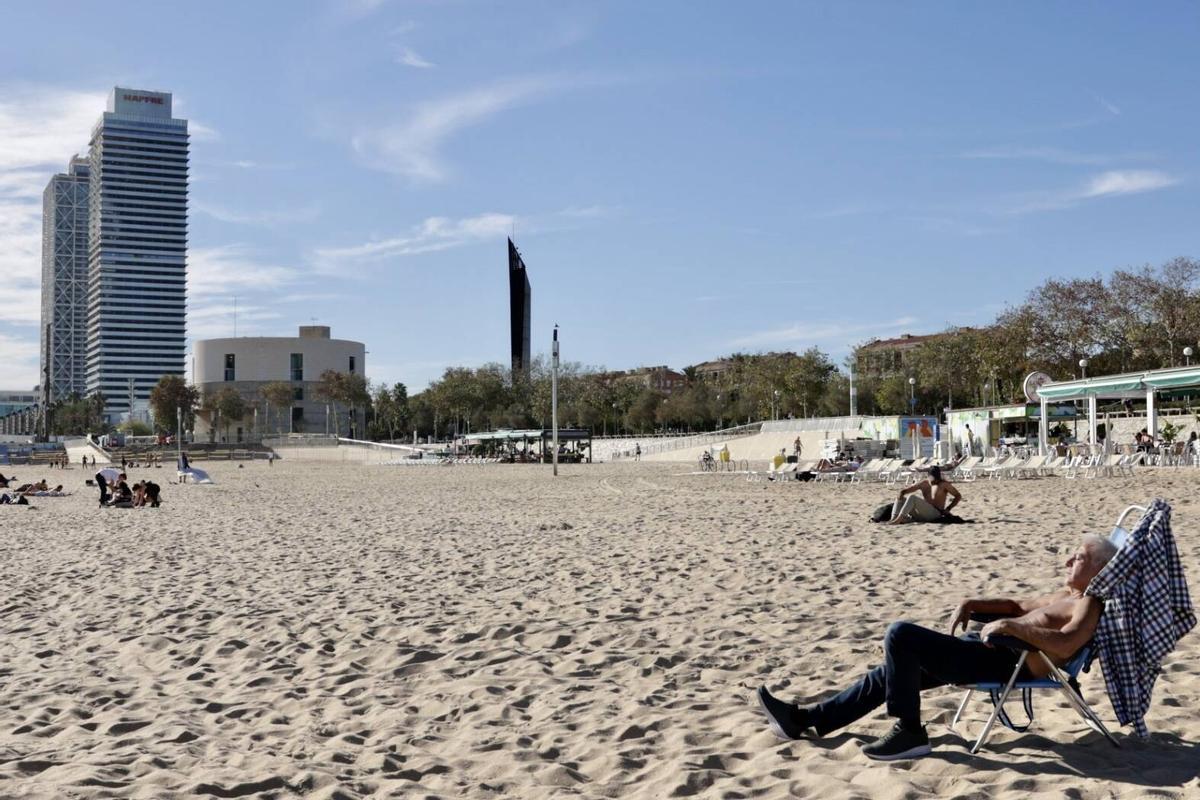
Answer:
[908, 377, 916, 412]
[772, 389, 780, 421]
[716, 393, 722, 430]
[551, 325, 560, 477]
[611, 401, 617, 436]
[1185, 346, 1194, 367]
[1079, 358, 1089, 379]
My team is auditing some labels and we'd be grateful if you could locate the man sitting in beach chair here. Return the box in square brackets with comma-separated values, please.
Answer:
[756, 533, 1118, 760]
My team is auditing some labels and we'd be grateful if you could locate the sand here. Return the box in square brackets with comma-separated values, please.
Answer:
[1, 461, 1197, 799]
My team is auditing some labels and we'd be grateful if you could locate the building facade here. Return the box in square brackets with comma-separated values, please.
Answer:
[508, 238, 532, 377]
[192, 326, 366, 441]
[85, 87, 189, 423]
[40, 156, 90, 403]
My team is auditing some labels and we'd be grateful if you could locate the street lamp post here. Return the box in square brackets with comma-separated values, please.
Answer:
[1185, 346, 1194, 367]
[715, 393, 722, 431]
[1079, 358, 1089, 379]
[908, 377, 916, 412]
[772, 389, 780, 421]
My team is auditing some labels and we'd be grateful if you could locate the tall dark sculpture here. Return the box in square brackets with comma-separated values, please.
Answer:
[508, 238, 532, 378]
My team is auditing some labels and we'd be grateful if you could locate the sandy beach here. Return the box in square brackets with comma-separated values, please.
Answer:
[1, 460, 1197, 799]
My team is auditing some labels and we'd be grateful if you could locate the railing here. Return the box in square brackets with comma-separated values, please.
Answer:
[336, 437, 425, 454]
[609, 422, 763, 460]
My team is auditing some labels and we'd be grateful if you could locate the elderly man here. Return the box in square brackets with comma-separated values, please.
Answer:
[757, 534, 1118, 760]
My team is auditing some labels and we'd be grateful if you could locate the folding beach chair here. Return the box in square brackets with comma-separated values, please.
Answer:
[950, 504, 1150, 753]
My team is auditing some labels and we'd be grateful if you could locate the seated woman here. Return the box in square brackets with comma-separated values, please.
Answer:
[108, 480, 134, 508]
[889, 465, 961, 524]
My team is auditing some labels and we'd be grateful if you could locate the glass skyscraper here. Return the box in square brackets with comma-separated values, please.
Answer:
[85, 87, 189, 422]
[40, 155, 90, 403]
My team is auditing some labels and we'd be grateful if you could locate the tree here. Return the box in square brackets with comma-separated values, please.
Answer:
[343, 372, 370, 438]
[209, 387, 247, 443]
[315, 370, 348, 436]
[259, 381, 295, 435]
[149, 375, 199, 434]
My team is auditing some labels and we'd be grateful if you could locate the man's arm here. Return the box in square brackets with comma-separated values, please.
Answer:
[949, 590, 1066, 634]
[898, 479, 926, 498]
[981, 596, 1103, 660]
[941, 483, 963, 513]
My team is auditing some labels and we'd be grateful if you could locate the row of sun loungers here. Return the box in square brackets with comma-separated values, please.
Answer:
[756, 453, 1146, 483]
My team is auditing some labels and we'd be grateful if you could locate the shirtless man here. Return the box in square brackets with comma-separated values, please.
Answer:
[756, 534, 1116, 760]
[889, 465, 961, 523]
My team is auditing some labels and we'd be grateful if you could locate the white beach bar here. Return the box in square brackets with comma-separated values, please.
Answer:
[1034, 365, 1200, 455]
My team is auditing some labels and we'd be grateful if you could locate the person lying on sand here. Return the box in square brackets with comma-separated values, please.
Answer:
[756, 534, 1116, 760]
[889, 466, 960, 524]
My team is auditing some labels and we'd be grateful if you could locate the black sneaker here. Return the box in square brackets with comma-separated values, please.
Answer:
[862, 721, 932, 761]
[756, 686, 810, 740]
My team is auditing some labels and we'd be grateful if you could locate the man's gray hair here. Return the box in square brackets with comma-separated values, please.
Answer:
[1083, 534, 1119, 567]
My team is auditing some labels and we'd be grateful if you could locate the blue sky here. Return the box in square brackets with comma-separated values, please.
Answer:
[1, 1, 1197, 390]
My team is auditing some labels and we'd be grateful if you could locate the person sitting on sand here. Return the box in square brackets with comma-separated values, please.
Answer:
[756, 534, 1117, 760]
[143, 481, 161, 508]
[889, 465, 960, 524]
[107, 479, 134, 508]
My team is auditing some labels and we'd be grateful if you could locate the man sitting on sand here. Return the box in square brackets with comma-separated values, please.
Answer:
[889, 465, 960, 524]
[757, 534, 1117, 760]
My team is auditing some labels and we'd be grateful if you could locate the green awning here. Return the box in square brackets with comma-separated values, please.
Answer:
[1037, 377, 1144, 399]
[1143, 369, 1200, 390]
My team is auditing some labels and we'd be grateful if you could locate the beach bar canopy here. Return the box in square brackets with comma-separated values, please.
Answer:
[1035, 365, 1200, 454]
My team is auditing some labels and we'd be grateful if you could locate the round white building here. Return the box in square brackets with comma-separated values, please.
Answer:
[192, 325, 365, 441]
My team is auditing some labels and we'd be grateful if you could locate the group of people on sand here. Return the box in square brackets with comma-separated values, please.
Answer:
[94, 467, 160, 508]
[0, 475, 68, 504]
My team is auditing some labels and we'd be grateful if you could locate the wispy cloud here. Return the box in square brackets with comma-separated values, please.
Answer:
[0, 84, 107, 338]
[1009, 169, 1180, 214]
[340, 0, 390, 19]
[188, 119, 220, 141]
[350, 75, 593, 181]
[1079, 170, 1176, 198]
[0, 333, 39, 389]
[730, 316, 919, 350]
[187, 301, 283, 340]
[188, 245, 300, 301]
[958, 146, 1130, 166]
[396, 47, 434, 69]
[314, 212, 514, 264]
[193, 200, 320, 227]
[1092, 92, 1121, 116]
[211, 159, 295, 170]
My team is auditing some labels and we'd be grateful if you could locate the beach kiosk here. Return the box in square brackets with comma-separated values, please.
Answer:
[1033, 365, 1200, 455]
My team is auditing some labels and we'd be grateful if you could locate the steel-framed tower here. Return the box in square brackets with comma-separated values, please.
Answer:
[40, 155, 91, 405]
[85, 87, 189, 422]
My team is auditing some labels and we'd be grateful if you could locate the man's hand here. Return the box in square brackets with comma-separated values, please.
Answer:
[949, 600, 974, 635]
[980, 618, 1011, 643]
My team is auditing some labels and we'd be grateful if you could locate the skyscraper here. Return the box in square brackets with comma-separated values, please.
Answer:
[508, 238, 531, 377]
[40, 155, 90, 403]
[85, 88, 189, 422]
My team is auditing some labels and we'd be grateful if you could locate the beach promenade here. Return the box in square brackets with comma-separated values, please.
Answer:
[1, 461, 1196, 798]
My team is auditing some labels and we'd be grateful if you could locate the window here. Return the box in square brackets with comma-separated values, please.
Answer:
[293, 387, 304, 401]
[224, 353, 235, 382]
[348, 355, 356, 373]
[290, 353, 303, 381]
